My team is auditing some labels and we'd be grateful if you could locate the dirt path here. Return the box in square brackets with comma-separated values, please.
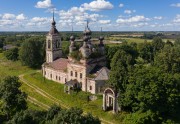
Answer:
[19, 74, 114, 124]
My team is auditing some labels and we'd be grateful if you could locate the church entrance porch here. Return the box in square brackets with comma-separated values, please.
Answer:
[103, 88, 118, 113]
[64, 79, 79, 94]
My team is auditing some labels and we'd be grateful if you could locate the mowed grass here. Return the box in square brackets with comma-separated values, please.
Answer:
[24, 72, 124, 123]
[0, 53, 35, 79]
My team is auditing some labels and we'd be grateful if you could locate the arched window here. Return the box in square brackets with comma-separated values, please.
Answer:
[56, 40, 59, 48]
[80, 73, 82, 79]
[75, 72, 77, 77]
[48, 40, 51, 49]
[71, 71, 73, 76]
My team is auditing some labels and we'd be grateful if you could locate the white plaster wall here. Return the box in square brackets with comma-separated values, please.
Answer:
[67, 63, 86, 90]
[43, 67, 67, 84]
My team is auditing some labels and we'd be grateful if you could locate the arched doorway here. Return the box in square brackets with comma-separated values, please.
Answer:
[103, 88, 118, 113]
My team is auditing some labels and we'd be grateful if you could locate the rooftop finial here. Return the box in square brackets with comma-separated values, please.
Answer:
[87, 20, 89, 29]
[53, 9, 55, 22]
[52, 8, 56, 26]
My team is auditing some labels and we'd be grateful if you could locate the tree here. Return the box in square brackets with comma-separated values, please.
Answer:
[4, 47, 19, 61]
[8, 110, 46, 124]
[19, 37, 44, 68]
[0, 76, 27, 120]
[152, 37, 164, 53]
[108, 49, 134, 93]
[139, 41, 154, 62]
[174, 38, 180, 46]
[45, 105, 61, 121]
[154, 44, 180, 73]
[121, 66, 180, 123]
[50, 107, 100, 124]
[0, 39, 3, 48]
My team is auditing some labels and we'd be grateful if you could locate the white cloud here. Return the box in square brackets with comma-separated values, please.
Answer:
[81, 0, 114, 11]
[116, 15, 150, 24]
[2, 13, 15, 20]
[173, 14, 180, 23]
[171, 3, 180, 7]
[35, 0, 53, 8]
[124, 10, 136, 14]
[16, 14, 26, 20]
[119, 3, 124, 8]
[124, 10, 132, 14]
[133, 22, 148, 27]
[153, 16, 163, 20]
[99, 20, 111, 24]
[31, 17, 50, 22]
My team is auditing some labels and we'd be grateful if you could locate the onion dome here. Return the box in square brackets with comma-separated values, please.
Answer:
[70, 35, 75, 41]
[83, 29, 92, 36]
[49, 12, 59, 35]
[99, 36, 104, 41]
[83, 36, 89, 42]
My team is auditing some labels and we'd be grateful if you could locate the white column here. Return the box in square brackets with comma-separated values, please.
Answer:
[103, 93, 106, 111]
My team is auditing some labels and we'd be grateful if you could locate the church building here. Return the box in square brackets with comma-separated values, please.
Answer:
[42, 15, 110, 94]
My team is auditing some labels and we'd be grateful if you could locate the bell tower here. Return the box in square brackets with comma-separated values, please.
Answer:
[46, 12, 62, 63]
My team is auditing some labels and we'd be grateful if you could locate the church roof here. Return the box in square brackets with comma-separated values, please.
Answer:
[65, 79, 78, 87]
[89, 65, 110, 80]
[49, 27, 59, 35]
[47, 58, 69, 71]
[48, 11, 59, 35]
[94, 67, 110, 80]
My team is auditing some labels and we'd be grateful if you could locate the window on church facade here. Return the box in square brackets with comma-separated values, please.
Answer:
[56, 76, 58, 80]
[59, 76, 61, 81]
[71, 71, 73, 76]
[75, 72, 77, 77]
[56, 40, 59, 48]
[48, 40, 51, 49]
[65, 78, 67, 82]
[90, 86, 92, 90]
[50, 74, 52, 78]
[80, 73, 82, 78]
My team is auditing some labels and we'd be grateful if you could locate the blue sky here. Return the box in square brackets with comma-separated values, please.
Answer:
[0, 0, 180, 31]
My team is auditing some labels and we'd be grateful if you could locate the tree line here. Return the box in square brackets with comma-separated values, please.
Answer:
[106, 37, 180, 123]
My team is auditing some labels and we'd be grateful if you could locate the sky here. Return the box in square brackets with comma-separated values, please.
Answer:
[0, 0, 180, 31]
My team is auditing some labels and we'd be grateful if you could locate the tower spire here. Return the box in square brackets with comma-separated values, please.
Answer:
[52, 8, 56, 26]
[53, 9, 55, 22]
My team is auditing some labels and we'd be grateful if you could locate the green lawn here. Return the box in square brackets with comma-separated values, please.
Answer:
[0, 53, 35, 78]
[23, 72, 124, 124]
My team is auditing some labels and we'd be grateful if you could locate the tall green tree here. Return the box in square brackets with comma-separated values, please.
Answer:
[19, 37, 44, 68]
[108, 49, 135, 92]
[152, 37, 165, 53]
[154, 44, 180, 73]
[139, 41, 154, 62]
[4, 47, 19, 61]
[0, 76, 27, 120]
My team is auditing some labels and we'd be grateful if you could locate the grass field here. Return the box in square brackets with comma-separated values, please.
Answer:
[0, 53, 35, 78]
[22, 72, 124, 123]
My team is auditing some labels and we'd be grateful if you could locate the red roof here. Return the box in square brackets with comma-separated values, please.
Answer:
[48, 58, 69, 71]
